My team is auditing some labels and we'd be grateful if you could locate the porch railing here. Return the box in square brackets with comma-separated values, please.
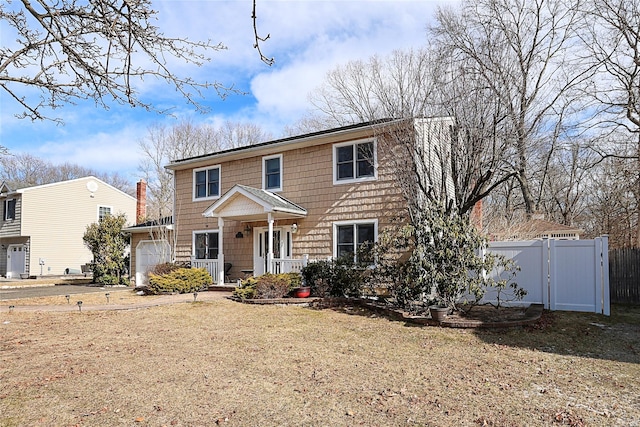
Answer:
[191, 258, 220, 284]
[272, 254, 309, 274]
[190, 255, 309, 285]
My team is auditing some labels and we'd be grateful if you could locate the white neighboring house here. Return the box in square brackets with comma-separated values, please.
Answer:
[0, 176, 137, 278]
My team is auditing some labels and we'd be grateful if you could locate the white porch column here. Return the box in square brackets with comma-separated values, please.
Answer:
[217, 217, 225, 285]
[267, 213, 274, 274]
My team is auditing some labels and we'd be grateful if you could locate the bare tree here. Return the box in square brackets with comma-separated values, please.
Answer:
[0, 0, 232, 122]
[138, 120, 271, 220]
[541, 139, 594, 225]
[582, 0, 640, 244]
[583, 156, 638, 247]
[431, 0, 594, 215]
[309, 48, 439, 125]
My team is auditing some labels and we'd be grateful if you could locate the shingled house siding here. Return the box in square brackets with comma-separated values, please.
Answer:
[172, 129, 407, 277]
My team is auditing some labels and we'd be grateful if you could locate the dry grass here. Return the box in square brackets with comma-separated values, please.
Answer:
[1, 294, 639, 427]
[1, 289, 154, 306]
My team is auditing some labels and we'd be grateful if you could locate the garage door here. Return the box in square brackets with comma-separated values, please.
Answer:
[136, 240, 171, 287]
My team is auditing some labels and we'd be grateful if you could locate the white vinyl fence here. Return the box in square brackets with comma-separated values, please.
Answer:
[483, 237, 610, 315]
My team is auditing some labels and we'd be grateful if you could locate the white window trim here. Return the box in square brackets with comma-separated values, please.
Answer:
[192, 164, 222, 202]
[192, 229, 220, 260]
[4, 198, 16, 221]
[97, 205, 113, 222]
[262, 153, 283, 192]
[332, 138, 378, 185]
[332, 219, 378, 259]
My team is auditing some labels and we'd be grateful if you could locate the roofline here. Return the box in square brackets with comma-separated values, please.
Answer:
[165, 118, 402, 171]
[1, 176, 135, 201]
[123, 224, 174, 233]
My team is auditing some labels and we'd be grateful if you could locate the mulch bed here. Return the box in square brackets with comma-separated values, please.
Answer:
[230, 295, 543, 328]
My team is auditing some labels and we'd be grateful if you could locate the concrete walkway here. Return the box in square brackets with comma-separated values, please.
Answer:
[0, 290, 231, 313]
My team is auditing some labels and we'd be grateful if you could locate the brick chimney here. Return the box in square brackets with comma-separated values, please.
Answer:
[471, 199, 483, 230]
[136, 179, 147, 224]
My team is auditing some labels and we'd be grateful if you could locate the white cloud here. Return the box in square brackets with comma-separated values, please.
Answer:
[10, 118, 148, 180]
[1, 0, 460, 180]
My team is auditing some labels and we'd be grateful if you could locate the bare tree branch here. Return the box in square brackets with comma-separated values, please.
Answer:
[252, 0, 274, 66]
[0, 0, 236, 122]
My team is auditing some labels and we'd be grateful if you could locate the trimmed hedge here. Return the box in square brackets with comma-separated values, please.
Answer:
[147, 267, 212, 295]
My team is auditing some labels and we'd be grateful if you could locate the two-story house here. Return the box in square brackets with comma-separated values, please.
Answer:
[128, 118, 455, 286]
[0, 176, 137, 278]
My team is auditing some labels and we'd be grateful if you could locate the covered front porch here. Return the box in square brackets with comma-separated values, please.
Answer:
[196, 184, 308, 285]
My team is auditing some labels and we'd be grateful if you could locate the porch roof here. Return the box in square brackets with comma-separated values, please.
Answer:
[202, 184, 307, 221]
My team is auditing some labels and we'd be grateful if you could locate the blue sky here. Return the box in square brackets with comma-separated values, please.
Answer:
[1, 0, 454, 183]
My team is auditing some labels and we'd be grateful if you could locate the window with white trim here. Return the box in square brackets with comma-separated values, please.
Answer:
[262, 154, 282, 191]
[333, 140, 376, 184]
[194, 231, 219, 260]
[193, 165, 221, 200]
[4, 199, 16, 221]
[98, 206, 111, 222]
[334, 220, 377, 263]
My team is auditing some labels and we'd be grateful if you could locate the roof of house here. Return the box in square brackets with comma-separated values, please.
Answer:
[517, 219, 583, 235]
[165, 118, 400, 171]
[493, 217, 583, 241]
[123, 216, 173, 233]
[0, 176, 135, 200]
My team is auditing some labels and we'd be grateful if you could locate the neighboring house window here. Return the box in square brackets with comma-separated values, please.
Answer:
[4, 199, 16, 221]
[263, 154, 282, 191]
[98, 206, 111, 222]
[334, 220, 377, 263]
[334, 140, 376, 184]
[194, 231, 219, 260]
[193, 165, 221, 200]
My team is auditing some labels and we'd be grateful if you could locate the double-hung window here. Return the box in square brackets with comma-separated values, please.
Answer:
[194, 231, 219, 260]
[194, 165, 221, 200]
[334, 140, 376, 184]
[263, 154, 282, 191]
[98, 206, 111, 222]
[4, 199, 16, 221]
[334, 220, 377, 263]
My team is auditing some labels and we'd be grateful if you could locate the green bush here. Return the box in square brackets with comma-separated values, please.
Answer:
[232, 273, 302, 299]
[301, 256, 368, 298]
[146, 267, 212, 295]
[233, 276, 258, 299]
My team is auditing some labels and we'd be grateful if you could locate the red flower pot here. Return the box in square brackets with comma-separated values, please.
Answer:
[293, 286, 311, 298]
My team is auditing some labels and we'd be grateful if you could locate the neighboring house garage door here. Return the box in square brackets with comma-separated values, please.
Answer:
[6, 245, 26, 279]
[136, 240, 171, 287]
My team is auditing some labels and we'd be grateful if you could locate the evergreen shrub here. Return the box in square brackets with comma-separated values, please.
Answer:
[147, 267, 212, 294]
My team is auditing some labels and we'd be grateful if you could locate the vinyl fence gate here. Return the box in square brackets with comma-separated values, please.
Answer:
[483, 237, 610, 316]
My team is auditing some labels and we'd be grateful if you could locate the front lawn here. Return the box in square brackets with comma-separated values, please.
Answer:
[1, 295, 638, 426]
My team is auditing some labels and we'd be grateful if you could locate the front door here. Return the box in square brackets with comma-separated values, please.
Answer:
[253, 227, 290, 275]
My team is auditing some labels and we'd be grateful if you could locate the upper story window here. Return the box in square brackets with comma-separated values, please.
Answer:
[194, 231, 219, 260]
[4, 199, 16, 221]
[334, 220, 377, 264]
[98, 206, 112, 222]
[263, 154, 282, 192]
[194, 165, 221, 201]
[333, 139, 376, 184]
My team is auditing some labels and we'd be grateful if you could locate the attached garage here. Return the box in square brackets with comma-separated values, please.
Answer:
[123, 215, 173, 288]
[135, 240, 171, 287]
